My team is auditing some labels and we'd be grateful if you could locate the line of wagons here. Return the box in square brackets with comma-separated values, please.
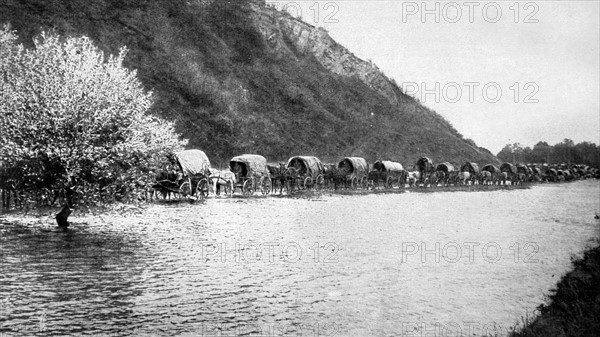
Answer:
[151, 150, 599, 199]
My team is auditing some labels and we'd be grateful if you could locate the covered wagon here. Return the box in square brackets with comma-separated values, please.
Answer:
[436, 162, 455, 173]
[287, 156, 325, 190]
[230, 154, 271, 195]
[368, 160, 405, 189]
[434, 162, 455, 186]
[153, 149, 211, 200]
[460, 162, 480, 174]
[415, 157, 435, 174]
[482, 164, 500, 173]
[500, 162, 518, 174]
[338, 157, 369, 189]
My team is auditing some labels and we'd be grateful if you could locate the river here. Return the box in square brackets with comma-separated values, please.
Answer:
[1, 180, 599, 336]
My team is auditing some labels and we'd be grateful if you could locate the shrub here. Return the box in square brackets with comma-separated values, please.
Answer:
[0, 26, 186, 209]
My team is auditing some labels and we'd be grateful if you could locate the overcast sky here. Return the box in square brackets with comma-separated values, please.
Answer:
[270, 0, 600, 154]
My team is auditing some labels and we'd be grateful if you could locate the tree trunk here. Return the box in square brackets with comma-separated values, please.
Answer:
[56, 203, 72, 231]
[56, 186, 76, 231]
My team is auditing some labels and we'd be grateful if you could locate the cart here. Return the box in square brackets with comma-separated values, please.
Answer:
[286, 156, 325, 190]
[338, 157, 369, 189]
[368, 160, 405, 189]
[153, 149, 211, 200]
[230, 154, 272, 196]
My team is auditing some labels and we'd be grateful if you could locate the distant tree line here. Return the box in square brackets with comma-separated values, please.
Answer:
[497, 139, 600, 167]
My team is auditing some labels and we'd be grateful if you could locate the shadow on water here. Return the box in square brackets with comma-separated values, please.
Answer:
[0, 221, 148, 336]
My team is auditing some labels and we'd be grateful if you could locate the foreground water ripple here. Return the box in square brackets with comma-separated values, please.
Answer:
[1, 180, 599, 336]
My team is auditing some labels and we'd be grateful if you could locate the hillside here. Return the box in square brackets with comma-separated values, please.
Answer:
[0, 0, 499, 166]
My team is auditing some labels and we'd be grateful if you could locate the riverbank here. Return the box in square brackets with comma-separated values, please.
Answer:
[510, 239, 600, 337]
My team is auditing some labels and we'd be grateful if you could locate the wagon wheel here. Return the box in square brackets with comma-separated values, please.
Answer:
[315, 175, 325, 191]
[179, 178, 192, 199]
[224, 180, 234, 197]
[398, 176, 406, 188]
[360, 176, 368, 189]
[260, 177, 272, 195]
[304, 176, 313, 190]
[243, 178, 255, 196]
[152, 189, 163, 200]
[385, 176, 394, 189]
[196, 178, 209, 200]
[350, 177, 358, 190]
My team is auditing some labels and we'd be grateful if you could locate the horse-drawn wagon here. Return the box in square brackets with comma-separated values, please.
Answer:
[434, 162, 455, 186]
[230, 154, 272, 196]
[499, 162, 518, 185]
[286, 156, 325, 190]
[368, 160, 405, 189]
[338, 157, 369, 189]
[153, 149, 211, 200]
[409, 157, 435, 187]
[481, 164, 500, 185]
[460, 162, 480, 175]
[459, 162, 480, 185]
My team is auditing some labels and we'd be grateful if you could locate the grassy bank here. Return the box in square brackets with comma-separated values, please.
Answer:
[510, 239, 600, 337]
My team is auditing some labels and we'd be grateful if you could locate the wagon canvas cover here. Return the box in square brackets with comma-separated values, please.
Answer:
[175, 149, 211, 176]
[373, 160, 404, 173]
[339, 157, 368, 176]
[287, 156, 324, 177]
[460, 162, 480, 174]
[500, 162, 518, 174]
[435, 162, 455, 173]
[415, 157, 434, 173]
[230, 154, 270, 178]
[482, 164, 500, 173]
[517, 164, 531, 175]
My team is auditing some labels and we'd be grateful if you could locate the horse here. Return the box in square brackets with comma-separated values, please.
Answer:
[154, 169, 181, 199]
[208, 168, 236, 196]
[407, 171, 420, 187]
[498, 172, 510, 185]
[480, 171, 493, 185]
[469, 172, 481, 185]
[514, 173, 527, 186]
[267, 163, 287, 194]
[322, 164, 351, 190]
[456, 171, 470, 186]
[428, 171, 442, 188]
[284, 166, 301, 191]
[322, 164, 338, 190]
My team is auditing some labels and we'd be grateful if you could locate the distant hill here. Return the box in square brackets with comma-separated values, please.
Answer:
[0, 0, 499, 167]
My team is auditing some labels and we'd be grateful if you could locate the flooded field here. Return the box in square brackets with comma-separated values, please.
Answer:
[1, 180, 599, 336]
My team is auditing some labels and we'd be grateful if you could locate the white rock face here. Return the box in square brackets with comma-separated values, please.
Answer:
[250, 2, 404, 107]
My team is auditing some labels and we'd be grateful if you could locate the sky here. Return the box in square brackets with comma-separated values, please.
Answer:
[268, 0, 600, 154]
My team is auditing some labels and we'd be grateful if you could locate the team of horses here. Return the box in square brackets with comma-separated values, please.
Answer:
[393, 163, 598, 189]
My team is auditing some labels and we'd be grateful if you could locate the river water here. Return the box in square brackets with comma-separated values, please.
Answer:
[1, 180, 599, 336]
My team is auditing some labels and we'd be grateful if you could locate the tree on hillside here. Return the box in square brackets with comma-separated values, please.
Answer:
[0, 26, 186, 229]
[497, 144, 514, 163]
[497, 143, 524, 164]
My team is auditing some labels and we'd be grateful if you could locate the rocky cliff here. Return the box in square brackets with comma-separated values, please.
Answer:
[251, 3, 403, 107]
